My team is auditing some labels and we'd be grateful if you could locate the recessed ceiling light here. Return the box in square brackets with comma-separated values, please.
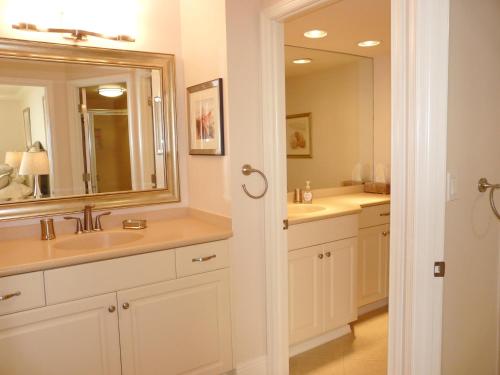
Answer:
[304, 29, 327, 39]
[293, 58, 312, 64]
[358, 40, 381, 47]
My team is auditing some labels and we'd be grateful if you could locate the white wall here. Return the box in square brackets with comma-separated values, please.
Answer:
[286, 60, 374, 191]
[442, 0, 500, 373]
[0, 98, 24, 162]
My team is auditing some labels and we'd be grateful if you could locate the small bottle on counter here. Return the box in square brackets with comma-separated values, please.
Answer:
[303, 180, 313, 204]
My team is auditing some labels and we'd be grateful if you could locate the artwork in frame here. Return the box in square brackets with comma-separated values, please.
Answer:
[22, 107, 32, 149]
[286, 113, 312, 158]
[187, 78, 225, 155]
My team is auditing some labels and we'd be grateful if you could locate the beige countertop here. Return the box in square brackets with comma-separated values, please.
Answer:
[0, 209, 232, 277]
[288, 193, 390, 225]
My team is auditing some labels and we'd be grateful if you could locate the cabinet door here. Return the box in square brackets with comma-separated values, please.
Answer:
[358, 224, 390, 307]
[323, 238, 358, 331]
[118, 269, 232, 375]
[0, 293, 121, 375]
[288, 245, 324, 344]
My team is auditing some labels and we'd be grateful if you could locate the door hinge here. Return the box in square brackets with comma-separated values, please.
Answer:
[283, 219, 289, 230]
[434, 261, 445, 277]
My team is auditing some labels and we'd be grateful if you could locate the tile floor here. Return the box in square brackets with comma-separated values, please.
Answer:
[289, 308, 388, 375]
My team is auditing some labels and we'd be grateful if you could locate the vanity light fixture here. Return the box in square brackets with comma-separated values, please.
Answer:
[11, 22, 135, 42]
[304, 29, 328, 39]
[293, 58, 312, 64]
[98, 86, 126, 98]
[358, 40, 381, 47]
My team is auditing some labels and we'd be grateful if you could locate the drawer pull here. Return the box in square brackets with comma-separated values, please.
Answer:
[122, 302, 130, 310]
[325, 252, 331, 257]
[318, 254, 324, 259]
[192, 255, 217, 263]
[0, 291, 21, 301]
[382, 231, 390, 236]
[108, 305, 116, 313]
[380, 212, 390, 217]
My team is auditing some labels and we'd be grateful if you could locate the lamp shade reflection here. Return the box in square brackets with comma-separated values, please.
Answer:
[19, 151, 49, 199]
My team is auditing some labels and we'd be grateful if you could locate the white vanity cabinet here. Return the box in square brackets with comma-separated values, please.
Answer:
[0, 293, 122, 375]
[288, 215, 358, 346]
[117, 269, 232, 375]
[357, 204, 390, 307]
[0, 240, 233, 375]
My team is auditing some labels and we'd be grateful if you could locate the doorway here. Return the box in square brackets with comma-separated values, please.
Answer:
[261, 0, 451, 374]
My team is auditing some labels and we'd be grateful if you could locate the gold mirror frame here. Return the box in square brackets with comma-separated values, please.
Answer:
[0, 38, 180, 221]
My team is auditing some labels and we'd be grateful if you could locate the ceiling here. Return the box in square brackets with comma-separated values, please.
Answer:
[284, 0, 391, 58]
[285, 46, 368, 78]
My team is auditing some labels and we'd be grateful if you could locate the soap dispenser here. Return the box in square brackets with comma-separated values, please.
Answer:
[303, 180, 313, 204]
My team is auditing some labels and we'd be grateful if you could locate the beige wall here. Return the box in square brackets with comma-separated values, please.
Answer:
[373, 53, 391, 176]
[19, 86, 46, 149]
[286, 60, 374, 191]
[442, 0, 500, 373]
[180, 0, 231, 217]
[0, 99, 24, 162]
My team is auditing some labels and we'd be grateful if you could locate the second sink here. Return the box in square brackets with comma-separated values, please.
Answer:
[54, 231, 144, 251]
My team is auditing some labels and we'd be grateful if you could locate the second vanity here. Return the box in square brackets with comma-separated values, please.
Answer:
[287, 192, 390, 355]
[0, 210, 233, 375]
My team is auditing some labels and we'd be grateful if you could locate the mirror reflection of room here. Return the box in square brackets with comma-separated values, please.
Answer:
[0, 59, 167, 203]
[285, 0, 391, 374]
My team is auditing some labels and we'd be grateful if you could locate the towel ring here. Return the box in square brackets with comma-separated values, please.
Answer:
[478, 177, 500, 220]
[241, 164, 268, 199]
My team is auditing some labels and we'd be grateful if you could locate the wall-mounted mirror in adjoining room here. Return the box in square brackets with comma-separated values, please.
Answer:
[0, 39, 179, 220]
[285, 45, 374, 192]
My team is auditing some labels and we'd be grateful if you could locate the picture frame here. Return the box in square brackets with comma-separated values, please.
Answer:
[286, 113, 312, 158]
[22, 107, 32, 149]
[187, 78, 225, 155]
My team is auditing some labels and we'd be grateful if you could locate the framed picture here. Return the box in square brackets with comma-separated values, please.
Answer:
[187, 78, 224, 155]
[286, 113, 312, 158]
[22, 107, 32, 149]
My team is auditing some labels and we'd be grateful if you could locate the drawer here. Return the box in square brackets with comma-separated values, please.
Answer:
[359, 204, 390, 228]
[0, 272, 45, 316]
[176, 241, 229, 278]
[44, 250, 176, 305]
[288, 214, 358, 251]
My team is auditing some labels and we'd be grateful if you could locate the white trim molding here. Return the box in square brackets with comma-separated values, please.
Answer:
[234, 355, 267, 375]
[289, 325, 351, 357]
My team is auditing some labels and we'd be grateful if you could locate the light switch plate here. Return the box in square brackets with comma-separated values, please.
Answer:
[446, 172, 458, 201]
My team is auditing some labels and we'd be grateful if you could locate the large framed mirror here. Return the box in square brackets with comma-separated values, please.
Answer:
[0, 39, 179, 220]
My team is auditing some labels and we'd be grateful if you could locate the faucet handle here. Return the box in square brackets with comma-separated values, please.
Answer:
[94, 212, 111, 231]
[64, 216, 83, 234]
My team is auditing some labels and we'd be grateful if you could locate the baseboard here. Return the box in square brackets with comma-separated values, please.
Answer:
[289, 325, 352, 357]
[231, 355, 267, 375]
[358, 298, 388, 316]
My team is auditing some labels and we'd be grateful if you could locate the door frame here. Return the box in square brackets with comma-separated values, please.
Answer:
[260, 0, 450, 374]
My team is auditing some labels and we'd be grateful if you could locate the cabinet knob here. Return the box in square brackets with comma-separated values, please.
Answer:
[122, 302, 130, 310]
[318, 254, 324, 259]
[108, 305, 116, 313]
[325, 251, 331, 257]
[382, 231, 390, 236]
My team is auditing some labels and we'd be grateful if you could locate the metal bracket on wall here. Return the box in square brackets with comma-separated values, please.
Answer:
[434, 261, 445, 278]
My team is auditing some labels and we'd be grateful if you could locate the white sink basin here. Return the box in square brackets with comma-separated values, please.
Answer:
[288, 204, 327, 216]
[54, 231, 144, 251]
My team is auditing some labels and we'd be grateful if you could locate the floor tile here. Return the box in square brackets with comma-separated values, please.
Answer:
[289, 307, 388, 375]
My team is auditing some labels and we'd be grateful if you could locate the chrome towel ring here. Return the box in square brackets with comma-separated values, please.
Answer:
[241, 164, 268, 199]
[478, 177, 500, 220]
